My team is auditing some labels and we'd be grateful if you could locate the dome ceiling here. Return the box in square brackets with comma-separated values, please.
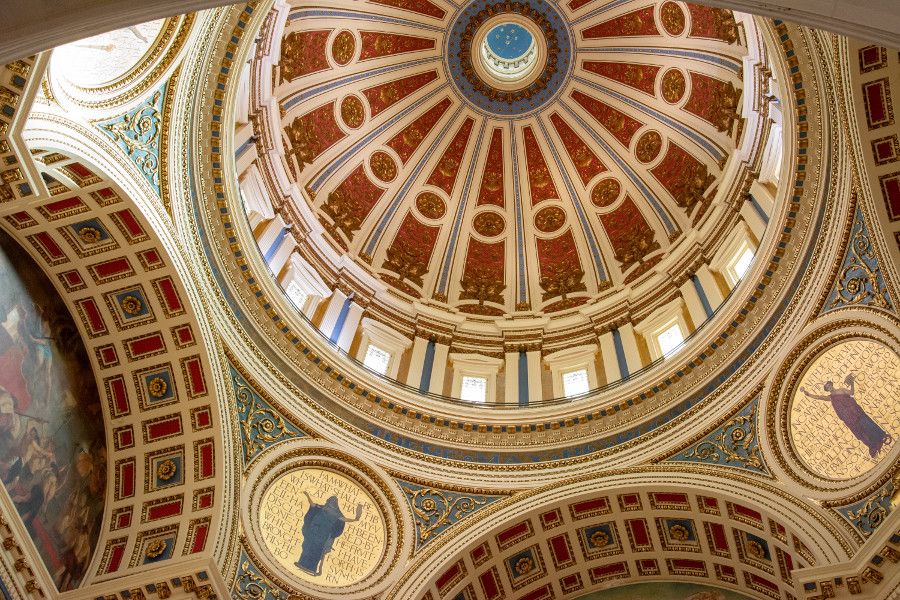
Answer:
[267, 0, 754, 336]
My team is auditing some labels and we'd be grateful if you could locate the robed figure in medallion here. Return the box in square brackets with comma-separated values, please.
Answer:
[295, 491, 364, 576]
[800, 373, 893, 458]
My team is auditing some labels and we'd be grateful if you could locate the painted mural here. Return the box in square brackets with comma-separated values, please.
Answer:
[0, 229, 105, 591]
[575, 582, 754, 600]
[259, 468, 386, 587]
[791, 339, 899, 480]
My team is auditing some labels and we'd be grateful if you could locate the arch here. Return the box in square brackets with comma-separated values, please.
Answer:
[6, 113, 233, 585]
[390, 469, 853, 600]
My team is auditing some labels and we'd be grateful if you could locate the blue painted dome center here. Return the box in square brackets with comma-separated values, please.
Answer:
[486, 23, 533, 60]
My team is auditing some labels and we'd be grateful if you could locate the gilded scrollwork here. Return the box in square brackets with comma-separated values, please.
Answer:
[539, 262, 587, 301]
[285, 116, 320, 174]
[459, 271, 506, 306]
[824, 207, 893, 312]
[233, 551, 290, 600]
[837, 479, 894, 538]
[669, 397, 770, 475]
[97, 85, 165, 194]
[232, 366, 303, 465]
[401, 482, 501, 550]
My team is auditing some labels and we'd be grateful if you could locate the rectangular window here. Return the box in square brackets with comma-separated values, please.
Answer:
[657, 323, 684, 356]
[363, 344, 391, 375]
[733, 247, 754, 280]
[284, 280, 308, 311]
[460, 376, 487, 402]
[562, 368, 590, 397]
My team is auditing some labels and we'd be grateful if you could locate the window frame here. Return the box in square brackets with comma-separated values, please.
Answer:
[279, 253, 329, 316]
[459, 375, 489, 403]
[355, 318, 412, 379]
[655, 319, 685, 357]
[362, 343, 391, 376]
[635, 299, 690, 362]
[561, 367, 591, 398]
[543, 345, 599, 399]
[450, 353, 503, 403]
[711, 221, 758, 289]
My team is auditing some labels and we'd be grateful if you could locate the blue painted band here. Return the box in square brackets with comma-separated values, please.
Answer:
[612, 328, 629, 380]
[691, 274, 714, 319]
[419, 339, 436, 392]
[518, 350, 529, 407]
[263, 226, 289, 263]
[748, 193, 770, 225]
[329, 295, 353, 344]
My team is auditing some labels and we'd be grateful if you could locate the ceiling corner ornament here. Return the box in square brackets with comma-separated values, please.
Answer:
[232, 364, 306, 466]
[835, 478, 895, 539]
[96, 82, 166, 195]
[665, 395, 771, 476]
[822, 206, 894, 314]
[399, 481, 505, 552]
[233, 547, 291, 600]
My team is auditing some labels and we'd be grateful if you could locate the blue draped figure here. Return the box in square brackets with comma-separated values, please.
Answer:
[295, 491, 364, 576]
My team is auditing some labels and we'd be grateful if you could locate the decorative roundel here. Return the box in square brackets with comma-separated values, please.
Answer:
[340, 96, 365, 129]
[473, 211, 505, 237]
[589, 529, 609, 548]
[661, 69, 687, 103]
[790, 338, 899, 481]
[369, 151, 397, 182]
[591, 178, 621, 207]
[120, 295, 143, 315]
[243, 444, 407, 598]
[259, 468, 386, 586]
[668, 523, 690, 541]
[446, 0, 573, 117]
[332, 31, 355, 65]
[747, 539, 767, 559]
[660, 1, 686, 36]
[534, 206, 566, 233]
[636, 131, 663, 163]
[416, 192, 446, 219]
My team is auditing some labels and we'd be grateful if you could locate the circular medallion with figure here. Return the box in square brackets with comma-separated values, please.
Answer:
[258, 468, 387, 587]
[790, 339, 900, 480]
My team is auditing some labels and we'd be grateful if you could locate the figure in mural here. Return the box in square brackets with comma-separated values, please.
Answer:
[800, 373, 894, 458]
[295, 491, 364, 576]
[0, 230, 105, 591]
